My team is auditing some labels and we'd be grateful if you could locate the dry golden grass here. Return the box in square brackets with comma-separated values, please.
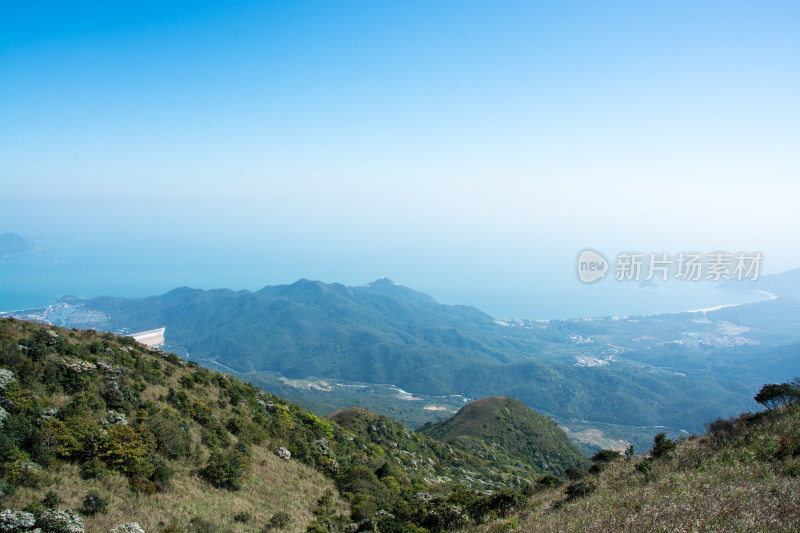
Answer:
[4, 446, 346, 533]
[461, 411, 800, 533]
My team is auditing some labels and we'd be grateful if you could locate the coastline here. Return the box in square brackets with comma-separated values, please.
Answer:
[686, 290, 778, 314]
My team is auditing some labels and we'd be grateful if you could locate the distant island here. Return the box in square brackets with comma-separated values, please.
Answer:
[0, 232, 39, 257]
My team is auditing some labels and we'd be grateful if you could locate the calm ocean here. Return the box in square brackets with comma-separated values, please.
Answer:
[0, 237, 771, 320]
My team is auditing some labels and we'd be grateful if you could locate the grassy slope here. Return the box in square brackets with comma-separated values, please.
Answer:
[5, 449, 333, 533]
[0, 318, 344, 533]
[460, 406, 800, 532]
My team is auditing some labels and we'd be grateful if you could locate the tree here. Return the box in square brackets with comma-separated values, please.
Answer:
[591, 449, 622, 463]
[755, 380, 800, 410]
[97, 425, 148, 475]
[651, 432, 676, 459]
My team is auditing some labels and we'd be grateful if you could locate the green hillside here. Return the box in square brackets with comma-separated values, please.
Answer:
[0, 318, 564, 533]
[325, 406, 582, 484]
[0, 318, 345, 533]
[418, 397, 589, 477]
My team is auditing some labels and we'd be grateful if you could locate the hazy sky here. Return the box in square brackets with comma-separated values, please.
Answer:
[1, 1, 798, 315]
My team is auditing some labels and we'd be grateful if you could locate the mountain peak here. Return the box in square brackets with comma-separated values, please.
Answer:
[366, 277, 398, 287]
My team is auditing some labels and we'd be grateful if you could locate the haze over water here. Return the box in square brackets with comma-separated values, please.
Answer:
[1, 2, 797, 317]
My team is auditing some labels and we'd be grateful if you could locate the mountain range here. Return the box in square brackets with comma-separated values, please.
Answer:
[6, 270, 800, 451]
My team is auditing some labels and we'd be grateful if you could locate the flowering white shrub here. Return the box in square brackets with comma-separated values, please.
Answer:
[0, 510, 36, 533]
[36, 510, 84, 533]
[0, 369, 15, 393]
[109, 523, 145, 533]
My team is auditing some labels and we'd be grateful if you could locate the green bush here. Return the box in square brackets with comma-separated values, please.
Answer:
[651, 432, 677, 459]
[201, 449, 250, 490]
[263, 511, 291, 531]
[588, 463, 605, 475]
[148, 414, 192, 460]
[591, 449, 622, 463]
[565, 480, 597, 500]
[80, 492, 107, 516]
[565, 467, 585, 480]
[97, 425, 148, 475]
[42, 490, 62, 508]
[537, 474, 564, 488]
[635, 460, 653, 479]
[22, 502, 44, 518]
[80, 457, 111, 480]
[467, 489, 527, 522]
[189, 517, 217, 533]
[232, 513, 250, 523]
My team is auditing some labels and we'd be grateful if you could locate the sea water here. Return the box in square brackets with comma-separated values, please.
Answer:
[0, 235, 773, 320]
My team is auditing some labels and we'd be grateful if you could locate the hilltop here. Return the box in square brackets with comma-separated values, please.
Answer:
[418, 397, 589, 477]
[325, 405, 586, 483]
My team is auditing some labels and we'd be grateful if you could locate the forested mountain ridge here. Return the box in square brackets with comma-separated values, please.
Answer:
[7, 273, 800, 448]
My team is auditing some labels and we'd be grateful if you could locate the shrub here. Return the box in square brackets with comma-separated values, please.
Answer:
[102, 382, 126, 411]
[635, 460, 653, 479]
[625, 443, 635, 460]
[565, 480, 597, 500]
[190, 402, 213, 427]
[149, 457, 175, 489]
[201, 449, 250, 490]
[128, 476, 157, 495]
[147, 415, 191, 460]
[232, 513, 250, 524]
[80, 457, 111, 480]
[0, 510, 36, 533]
[21, 502, 43, 518]
[564, 468, 585, 480]
[775, 432, 800, 459]
[0, 369, 16, 394]
[588, 463, 605, 475]
[651, 432, 677, 459]
[158, 519, 181, 533]
[263, 511, 291, 532]
[97, 425, 148, 475]
[467, 489, 526, 522]
[0, 479, 11, 499]
[706, 414, 753, 446]
[16, 461, 49, 488]
[80, 492, 107, 516]
[537, 475, 563, 488]
[42, 490, 62, 508]
[110, 523, 145, 533]
[188, 518, 216, 533]
[591, 449, 622, 463]
[36, 509, 84, 533]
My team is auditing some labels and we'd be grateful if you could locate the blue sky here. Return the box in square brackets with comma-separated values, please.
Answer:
[1, 1, 798, 316]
